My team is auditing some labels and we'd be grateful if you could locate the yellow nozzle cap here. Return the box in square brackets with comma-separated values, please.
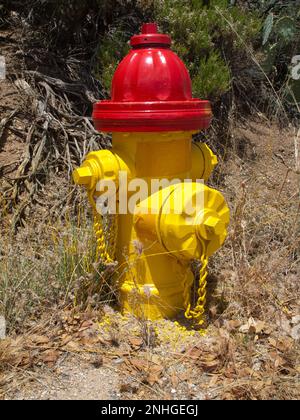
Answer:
[203, 216, 224, 236]
[202, 216, 225, 237]
[196, 211, 227, 243]
[72, 166, 93, 185]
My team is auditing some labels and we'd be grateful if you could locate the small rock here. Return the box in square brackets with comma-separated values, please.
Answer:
[252, 361, 262, 372]
[291, 324, 300, 341]
[0, 316, 6, 339]
[113, 358, 124, 365]
[291, 315, 300, 325]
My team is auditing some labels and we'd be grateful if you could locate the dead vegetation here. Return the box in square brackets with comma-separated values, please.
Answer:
[0, 27, 109, 234]
[0, 4, 299, 401]
[1, 120, 299, 400]
[0, 304, 299, 400]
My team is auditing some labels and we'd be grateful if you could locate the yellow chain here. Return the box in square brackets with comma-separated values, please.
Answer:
[107, 213, 118, 261]
[183, 240, 208, 327]
[88, 189, 117, 265]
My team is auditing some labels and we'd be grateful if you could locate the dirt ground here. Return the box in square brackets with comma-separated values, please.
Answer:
[10, 357, 121, 400]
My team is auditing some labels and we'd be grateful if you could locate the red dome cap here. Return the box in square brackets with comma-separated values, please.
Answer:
[93, 23, 212, 132]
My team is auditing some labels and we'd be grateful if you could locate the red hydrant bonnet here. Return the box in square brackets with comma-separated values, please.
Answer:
[93, 23, 212, 132]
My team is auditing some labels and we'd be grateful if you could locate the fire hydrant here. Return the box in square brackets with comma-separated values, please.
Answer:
[73, 23, 230, 325]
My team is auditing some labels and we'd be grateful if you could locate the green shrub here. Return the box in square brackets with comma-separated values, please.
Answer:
[259, 1, 300, 110]
[94, 1, 153, 93]
[97, 0, 261, 101]
[95, 28, 131, 93]
[154, 0, 261, 100]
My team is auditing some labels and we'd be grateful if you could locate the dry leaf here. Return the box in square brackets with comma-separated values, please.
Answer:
[129, 337, 143, 349]
[80, 320, 94, 329]
[268, 336, 293, 352]
[268, 337, 277, 347]
[63, 340, 82, 352]
[209, 375, 219, 386]
[29, 335, 50, 345]
[41, 350, 60, 364]
[254, 321, 266, 334]
[199, 356, 220, 372]
[146, 364, 163, 386]
[239, 318, 270, 335]
[170, 373, 179, 388]
[225, 320, 242, 331]
[238, 368, 252, 377]
[60, 335, 73, 346]
[149, 354, 161, 365]
[127, 357, 148, 372]
[186, 346, 202, 360]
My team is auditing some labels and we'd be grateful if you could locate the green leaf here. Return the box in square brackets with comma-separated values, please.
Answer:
[262, 13, 274, 46]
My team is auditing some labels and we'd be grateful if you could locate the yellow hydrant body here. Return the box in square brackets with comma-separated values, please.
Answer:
[73, 23, 230, 324]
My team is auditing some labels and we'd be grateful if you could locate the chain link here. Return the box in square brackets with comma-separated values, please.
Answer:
[183, 239, 208, 327]
[88, 189, 117, 264]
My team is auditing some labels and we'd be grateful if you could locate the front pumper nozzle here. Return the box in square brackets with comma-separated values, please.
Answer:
[73, 166, 93, 185]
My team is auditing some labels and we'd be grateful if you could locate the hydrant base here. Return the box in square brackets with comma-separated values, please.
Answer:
[120, 281, 186, 320]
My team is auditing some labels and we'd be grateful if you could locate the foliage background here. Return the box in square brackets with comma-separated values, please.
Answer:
[1, 0, 299, 119]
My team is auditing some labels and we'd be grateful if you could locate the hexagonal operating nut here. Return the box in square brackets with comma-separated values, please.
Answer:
[72, 166, 93, 185]
[203, 215, 224, 236]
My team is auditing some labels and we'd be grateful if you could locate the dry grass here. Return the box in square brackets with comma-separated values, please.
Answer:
[0, 121, 299, 400]
[209, 121, 300, 324]
[0, 204, 115, 333]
